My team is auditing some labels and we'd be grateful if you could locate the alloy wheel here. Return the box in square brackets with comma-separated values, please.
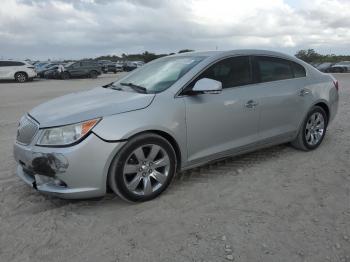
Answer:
[122, 144, 170, 196]
[305, 112, 325, 146]
[16, 73, 26, 82]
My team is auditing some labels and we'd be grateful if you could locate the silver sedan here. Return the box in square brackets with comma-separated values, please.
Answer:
[14, 50, 339, 202]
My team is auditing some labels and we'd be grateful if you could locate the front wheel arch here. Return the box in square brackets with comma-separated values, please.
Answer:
[107, 130, 182, 174]
[107, 132, 178, 202]
[105, 130, 182, 193]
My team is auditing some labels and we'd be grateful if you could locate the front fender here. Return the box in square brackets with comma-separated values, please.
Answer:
[92, 96, 188, 167]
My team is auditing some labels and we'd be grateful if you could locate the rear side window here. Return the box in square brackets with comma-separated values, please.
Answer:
[256, 56, 293, 82]
[195, 56, 252, 88]
[82, 61, 97, 67]
[0, 61, 24, 66]
[291, 62, 306, 78]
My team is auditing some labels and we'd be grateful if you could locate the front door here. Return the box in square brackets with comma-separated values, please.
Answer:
[182, 56, 260, 164]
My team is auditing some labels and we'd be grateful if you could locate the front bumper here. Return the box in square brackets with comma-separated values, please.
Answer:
[14, 133, 125, 199]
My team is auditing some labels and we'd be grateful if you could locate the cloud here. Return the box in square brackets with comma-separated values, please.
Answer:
[0, 0, 349, 59]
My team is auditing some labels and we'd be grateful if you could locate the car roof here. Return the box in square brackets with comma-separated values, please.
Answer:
[0, 59, 28, 63]
[172, 49, 299, 61]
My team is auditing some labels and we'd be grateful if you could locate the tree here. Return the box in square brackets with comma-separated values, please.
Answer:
[295, 49, 321, 63]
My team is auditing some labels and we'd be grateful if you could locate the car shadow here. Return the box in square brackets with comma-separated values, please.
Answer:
[33, 143, 293, 211]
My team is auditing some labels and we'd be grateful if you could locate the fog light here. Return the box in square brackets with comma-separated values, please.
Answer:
[54, 179, 67, 187]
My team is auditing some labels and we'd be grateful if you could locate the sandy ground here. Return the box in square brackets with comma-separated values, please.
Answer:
[0, 73, 349, 262]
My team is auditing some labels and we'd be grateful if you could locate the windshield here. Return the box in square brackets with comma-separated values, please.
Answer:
[112, 56, 205, 93]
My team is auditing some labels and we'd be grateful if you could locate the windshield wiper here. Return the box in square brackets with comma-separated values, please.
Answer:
[120, 82, 148, 94]
[102, 82, 123, 90]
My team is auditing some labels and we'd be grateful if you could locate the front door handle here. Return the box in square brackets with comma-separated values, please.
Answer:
[245, 100, 258, 108]
[299, 89, 311, 97]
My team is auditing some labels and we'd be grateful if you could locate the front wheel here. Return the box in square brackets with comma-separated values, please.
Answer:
[291, 106, 328, 151]
[15, 72, 28, 83]
[108, 133, 177, 202]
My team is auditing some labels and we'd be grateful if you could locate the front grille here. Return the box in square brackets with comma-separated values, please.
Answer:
[16, 115, 39, 145]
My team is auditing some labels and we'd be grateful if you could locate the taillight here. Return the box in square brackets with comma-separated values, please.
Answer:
[333, 80, 339, 91]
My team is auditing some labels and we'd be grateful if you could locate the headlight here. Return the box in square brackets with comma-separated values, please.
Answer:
[37, 118, 101, 146]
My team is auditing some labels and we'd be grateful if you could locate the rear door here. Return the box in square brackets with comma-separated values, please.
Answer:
[80, 61, 91, 75]
[183, 56, 261, 164]
[68, 62, 83, 76]
[253, 56, 310, 141]
[0, 61, 7, 79]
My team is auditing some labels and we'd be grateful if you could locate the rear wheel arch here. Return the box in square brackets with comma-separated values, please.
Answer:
[314, 101, 330, 123]
[291, 105, 328, 151]
[294, 100, 330, 140]
[14, 71, 28, 82]
[89, 70, 98, 78]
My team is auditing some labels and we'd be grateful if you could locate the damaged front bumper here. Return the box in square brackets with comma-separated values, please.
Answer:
[14, 133, 125, 199]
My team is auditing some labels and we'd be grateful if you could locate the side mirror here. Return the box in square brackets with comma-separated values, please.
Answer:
[193, 78, 222, 94]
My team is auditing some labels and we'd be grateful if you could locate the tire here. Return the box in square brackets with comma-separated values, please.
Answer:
[291, 106, 328, 151]
[61, 72, 70, 80]
[108, 133, 177, 202]
[89, 71, 98, 79]
[15, 72, 28, 83]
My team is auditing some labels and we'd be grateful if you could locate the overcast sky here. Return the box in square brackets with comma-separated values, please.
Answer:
[0, 0, 349, 60]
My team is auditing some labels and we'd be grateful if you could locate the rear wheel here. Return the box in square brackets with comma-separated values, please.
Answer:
[108, 133, 177, 202]
[291, 106, 328, 151]
[89, 70, 98, 79]
[15, 72, 28, 83]
[61, 72, 70, 80]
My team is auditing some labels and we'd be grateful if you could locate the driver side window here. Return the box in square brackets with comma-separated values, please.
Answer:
[188, 56, 252, 91]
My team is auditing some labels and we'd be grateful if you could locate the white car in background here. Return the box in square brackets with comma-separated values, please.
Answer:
[0, 60, 37, 82]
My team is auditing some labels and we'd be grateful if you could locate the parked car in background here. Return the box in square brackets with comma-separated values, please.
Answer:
[98, 60, 113, 73]
[0, 60, 36, 82]
[316, 62, 334, 72]
[35, 62, 59, 73]
[35, 62, 49, 72]
[13, 50, 339, 202]
[329, 61, 350, 73]
[37, 63, 60, 78]
[61, 61, 102, 79]
[328, 65, 348, 73]
[102, 62, 119, 73]
[115, 62, 124, 72]
[123, 61, 144, 72]
[43, 66, 60, 79]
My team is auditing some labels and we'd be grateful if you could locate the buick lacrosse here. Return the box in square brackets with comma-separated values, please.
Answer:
[14, 50, 339, 202]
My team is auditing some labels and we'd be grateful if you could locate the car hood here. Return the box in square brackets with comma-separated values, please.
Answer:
[29, 87, 155, 128]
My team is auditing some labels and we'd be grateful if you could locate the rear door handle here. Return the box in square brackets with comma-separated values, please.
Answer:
[245, 100, 258, 108]
[299, 89, 310, 96]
